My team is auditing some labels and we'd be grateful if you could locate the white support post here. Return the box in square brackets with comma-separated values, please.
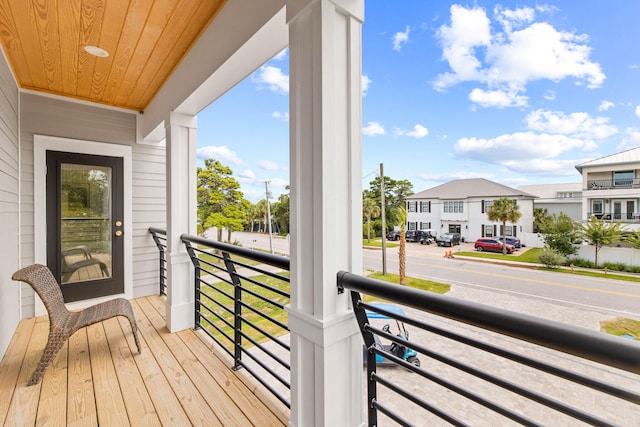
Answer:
[165, 111, 198, 332]
[287, 0, 364, 425]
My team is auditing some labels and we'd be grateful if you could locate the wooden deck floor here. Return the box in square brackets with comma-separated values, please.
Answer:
[0, 295, 289, 426]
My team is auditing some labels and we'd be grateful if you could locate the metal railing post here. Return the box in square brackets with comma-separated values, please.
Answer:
[183, 240, 201, 330]
[223, 252, 243, 370]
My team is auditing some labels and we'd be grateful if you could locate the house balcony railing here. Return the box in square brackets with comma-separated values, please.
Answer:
[338, 271, 640, 426]
[150, 230, 639, 425]
[587, 178, 640, 190]
[148, 227, 167, 296]
[180, 233, 291, 409]
[587, 212, 640, 222]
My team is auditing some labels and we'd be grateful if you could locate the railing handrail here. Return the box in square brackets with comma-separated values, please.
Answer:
[337, 270, 640, 375]
[180, 233, 290, 270]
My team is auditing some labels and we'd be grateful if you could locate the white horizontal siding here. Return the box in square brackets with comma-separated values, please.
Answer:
[132, 142, 166, 298]
[0, 50, 20, 359]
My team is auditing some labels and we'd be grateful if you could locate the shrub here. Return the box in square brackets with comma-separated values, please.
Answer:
[538, 247, 563, 268]
[602, 262, 627, 272]
[565, 258, 595, 269]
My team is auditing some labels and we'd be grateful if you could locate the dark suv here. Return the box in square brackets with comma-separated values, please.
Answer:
[386, 230, 401, 241]
[436, 232, 461, 247]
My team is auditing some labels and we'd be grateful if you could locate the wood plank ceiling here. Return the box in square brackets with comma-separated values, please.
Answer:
[0, 0, 226, 111]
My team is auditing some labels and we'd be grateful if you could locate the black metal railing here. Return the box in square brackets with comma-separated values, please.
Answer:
[338, 271, 640, 426]
[181, 234, 291, 408]
[588, 212, 640, 222]
[587, 178, 640, 190]
[149, 227, 167, 296]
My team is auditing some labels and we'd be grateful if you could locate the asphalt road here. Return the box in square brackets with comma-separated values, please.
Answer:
[226, 231, 640, 319]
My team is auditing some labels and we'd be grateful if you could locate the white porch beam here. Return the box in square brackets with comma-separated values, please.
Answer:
[287, 0, 364, 425]
[165, 112, 198, 332]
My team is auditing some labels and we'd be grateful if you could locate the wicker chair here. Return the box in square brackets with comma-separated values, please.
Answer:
[12, 264, 141, 386]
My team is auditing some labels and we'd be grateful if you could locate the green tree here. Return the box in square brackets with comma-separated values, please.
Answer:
[363, 176, 413, 232]
[363, 198, 381, 242]
[539, 212, 578, 257]
[623, 231, 640, 249]
[271, 187, 290, 235]
[575, 216, 625, 267]
[197, 159, 245, 241]
[486, 197, 522, 254]
[533, 207, 549, 233]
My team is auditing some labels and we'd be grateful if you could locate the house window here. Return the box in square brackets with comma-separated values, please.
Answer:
[613, 171, 634, 187]
[419, 201, 431, 213]
[483, 200, 493, 212]
[444, 201, 463, 213]
[592, 199, 603, 215]
[504, 225, 513, 236]
[420, 222, 431, 230]
[408, 201, 417, 212]
[484, 225, 494, 237]
[408, 222, 417, 230]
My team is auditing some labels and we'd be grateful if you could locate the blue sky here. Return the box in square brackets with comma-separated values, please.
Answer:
[197, 1, 640, 202]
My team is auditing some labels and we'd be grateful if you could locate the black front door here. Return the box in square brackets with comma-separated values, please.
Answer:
[46, 151, 124, 302]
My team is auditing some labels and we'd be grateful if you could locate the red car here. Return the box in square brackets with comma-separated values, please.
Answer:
[474, 238, 515, 254]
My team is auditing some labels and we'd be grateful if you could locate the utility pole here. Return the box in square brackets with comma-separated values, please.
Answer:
[265, 181, 274, 254]
[380, 163, 387, 275]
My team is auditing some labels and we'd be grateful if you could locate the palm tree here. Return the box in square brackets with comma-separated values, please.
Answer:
[363, 198, 381, 243]
[576, 216, 624, 267]
[486, 197, 522, 254]
[398, 207, 407, 285]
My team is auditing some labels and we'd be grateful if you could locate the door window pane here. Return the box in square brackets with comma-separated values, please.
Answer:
[60, 164, 112, 283]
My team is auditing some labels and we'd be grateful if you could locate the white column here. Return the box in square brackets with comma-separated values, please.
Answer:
[165, 111, 198, 332]
[287, 0, 364, 425]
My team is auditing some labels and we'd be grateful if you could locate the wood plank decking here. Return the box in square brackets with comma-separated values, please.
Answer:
[0, 295, 289, 426]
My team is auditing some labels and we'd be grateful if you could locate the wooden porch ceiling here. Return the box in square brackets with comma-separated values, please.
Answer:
[0, 295, 288, 425]
[0, 0, 226, 111]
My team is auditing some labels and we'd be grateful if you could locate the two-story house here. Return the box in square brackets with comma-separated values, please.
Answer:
[406, 178, 535, 242]
[575, 147, 640, 231]
[517, 183, 582, 221]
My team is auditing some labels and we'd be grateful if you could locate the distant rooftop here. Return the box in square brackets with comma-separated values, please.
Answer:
[517, 182, 582, 200]
[408, 178, 536, 200]
[575, 146, 640, 172]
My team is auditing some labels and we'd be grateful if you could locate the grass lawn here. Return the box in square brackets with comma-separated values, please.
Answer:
[600, 317, 640, 341]
[363, 238, 399, 248]
[364, 272, 450, 302]
[457, 247, 542, 263]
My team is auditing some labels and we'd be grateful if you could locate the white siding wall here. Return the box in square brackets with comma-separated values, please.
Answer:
[132, 143, 166, 297]
[0, 50, 20, 358]
[19, 93, 165, 315]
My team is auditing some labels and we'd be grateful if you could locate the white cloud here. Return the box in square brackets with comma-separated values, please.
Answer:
[525, 109, 617, 139]
[598, 100, 614, 111]
[269, 178, 289, 187]
[393, 26, 410, 51]
[363, 121, 386, 136]
[272, 111, 289, 122]
[197, 146, 242, 165]
[469, 88, 527, 108]
[258, 160, 281, 171]
[617, 128, 640, 151]
[636, 105, 640, 118]
[238, 169, 256, 180]
[434, 5, 605, 108]
[362, 74, 372, 96]
[543, 90, 556, 101]
[272, 48, 288, 61]
[396, 124, 429, 139]
[254, 66, 289, 94]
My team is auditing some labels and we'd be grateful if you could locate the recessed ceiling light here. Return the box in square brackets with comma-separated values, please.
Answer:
[84, 45, 109, 58]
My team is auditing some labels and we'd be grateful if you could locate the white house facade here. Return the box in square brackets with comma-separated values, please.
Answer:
[518, 183, 582, 221]
[576, 147, 640, 231]
[406, 178, 535, 243]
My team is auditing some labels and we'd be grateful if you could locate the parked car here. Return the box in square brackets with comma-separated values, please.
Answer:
[405, 230, 420, 242]
[436, 232, 461, 247]
[386, 230, 401, 241]
[497, 235, 521, 249]
[474, 238, 515, 254]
